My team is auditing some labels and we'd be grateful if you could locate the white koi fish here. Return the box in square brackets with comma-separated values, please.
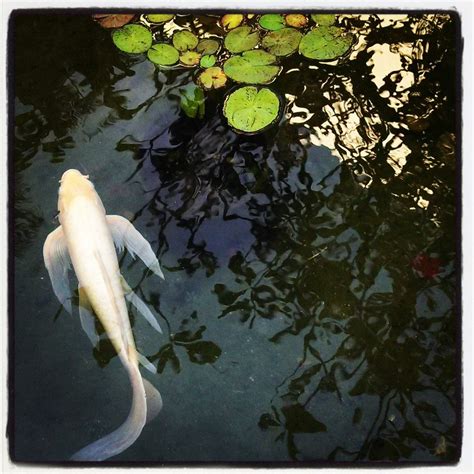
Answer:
[43, 169, 164, 461]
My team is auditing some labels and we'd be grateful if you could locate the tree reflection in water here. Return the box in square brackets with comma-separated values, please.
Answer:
[13, 12, 459, 462]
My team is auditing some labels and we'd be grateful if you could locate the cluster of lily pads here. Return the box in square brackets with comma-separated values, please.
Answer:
[94, 13, 354, 133]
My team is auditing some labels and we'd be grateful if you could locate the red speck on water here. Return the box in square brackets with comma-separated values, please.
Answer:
[411, 252, 441, 279]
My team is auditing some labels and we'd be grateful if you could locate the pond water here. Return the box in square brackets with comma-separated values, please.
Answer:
[11, 12, 460, 464]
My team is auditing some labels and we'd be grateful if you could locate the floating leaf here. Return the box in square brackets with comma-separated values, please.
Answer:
[311, 14, 336, 26]
[285, 14, 308, 28]
[93, 14, 135, 29]
[173, 30, 199, 52]
[262, 28, 303, 57]
[146, 14, 175, 24]
[259, 14, 286, 31]
[299, 26, 353, 60]
[112, 24, 153, 54]
[224, 26, 259, 53]
[200, 54, 216, 68]
[198, 66, 227, 90]
[196, 38, 220, 55]
[180, 50, 201, 66]
[179, 84, 205, 119]
[220, 14, 244, 30]
[147, 43, 180, 66]
[224, 50, 280, 84]
[223, 86, 281, 133]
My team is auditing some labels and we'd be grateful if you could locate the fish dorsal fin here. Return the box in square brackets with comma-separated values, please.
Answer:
[78, 286, 100, 347]
[43, 225, 73, 314]
[120, 275, 163, 334]
[142, 378, 163, 424]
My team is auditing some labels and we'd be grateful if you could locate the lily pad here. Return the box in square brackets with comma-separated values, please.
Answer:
[259, 14, 286, 31]
[262, 28, 303, 57]
[299, 26, 353, 60]
[173, 30, 199, 52]
[179, 84, 205, 119]
[224, 26, 259, 53]
[146, 14, 175, 24]
[180, 51, 201, 66]
[196, 38, 220, 55]
[311, 14, 336, 26]
[93, 14, 135, 29]
[112, 24, 153, 54]
[223, 86, 281, 133]
[285, 14, 308, 28]
[200, 54, 216, 68]
[220, 14, 244, 30]
[147, 43, 180, 66]
[198, 67, 227, 90]
[224, 50, 280, 84]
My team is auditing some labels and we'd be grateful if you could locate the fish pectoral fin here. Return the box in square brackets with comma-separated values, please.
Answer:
[106, 215, 165, 280]
[136, 351, 157, 375]
[43, 225, 73, 314]
[120, 275, 163, 334]
[78, 286, 100, 347]
[143, 378, 163, 424]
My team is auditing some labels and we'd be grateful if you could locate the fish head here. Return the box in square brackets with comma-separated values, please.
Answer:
[58, 169, 100, 217]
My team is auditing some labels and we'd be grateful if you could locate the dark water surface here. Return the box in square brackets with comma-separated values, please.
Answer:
[11, 12, 460, 463]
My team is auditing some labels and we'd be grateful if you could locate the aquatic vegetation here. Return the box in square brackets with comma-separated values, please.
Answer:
[97, 12, 354, 133]
[223, 50, 280, 84]
[178, 84, 205, 118]
[147, 43, 180, 66]
[223, 86, 281, 133]
[259, 14, 286, 31]
[262, 28, 303, 56]
[197, 66, 227, 90]
[299, 26, 354, 60]
[111, 24, 153, 53]
[220, 14, 244, 30]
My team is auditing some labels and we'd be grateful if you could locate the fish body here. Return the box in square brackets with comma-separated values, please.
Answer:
[43, 169, 164, 461]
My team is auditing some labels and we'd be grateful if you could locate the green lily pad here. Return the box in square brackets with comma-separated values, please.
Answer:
[179, 84, 205, 119]
[223, 86, 281, 133]
[259, 14, 286, 31]
[147, 43, 180, 66]
[200, 54, 216, 68]
[112, 24, 153, 54]
[146, 14, 175, 24]
[173, 30, 199, 52]
[196, 39, 220, 55]
[311, 14, 336, 26]
[224, 50, 280, 84]
[220, 14, 244, 30]
[262, 28, 303, 56]
[224, 26, 259, 53]
[180, 51, 201, 66]
[299, 26, 353, 60]
[198, 67, 227, 90]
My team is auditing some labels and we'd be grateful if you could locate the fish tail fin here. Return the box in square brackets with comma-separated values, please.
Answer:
[143, 377, 163, 424]
[70, 361, 147, 462]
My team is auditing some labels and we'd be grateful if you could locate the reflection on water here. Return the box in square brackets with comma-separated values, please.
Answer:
[12, 12, 459, 463]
